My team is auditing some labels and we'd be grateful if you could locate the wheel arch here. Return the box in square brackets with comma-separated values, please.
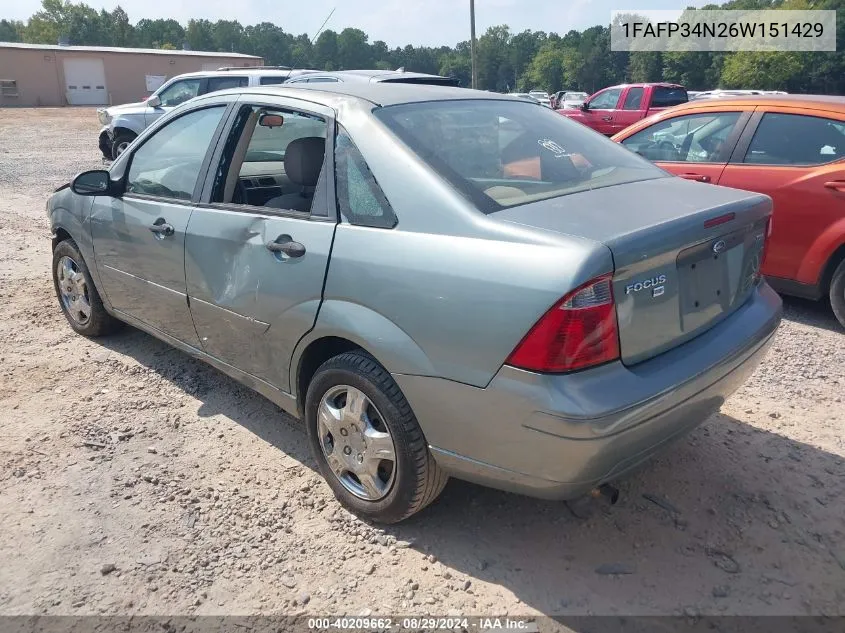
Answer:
[819, 241, 845, 295]
[292, 300, 437, 417]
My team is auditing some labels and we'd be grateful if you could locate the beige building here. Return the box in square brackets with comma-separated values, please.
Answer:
[0, 42, 263, 107]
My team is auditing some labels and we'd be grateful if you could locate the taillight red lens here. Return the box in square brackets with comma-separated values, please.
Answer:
[506, 274, 620, 373]
[756, 217, 773, 280]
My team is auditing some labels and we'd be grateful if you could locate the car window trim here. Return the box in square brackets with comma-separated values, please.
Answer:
[731, 108, 845, 167]
[120, 102, 235, 205]
[197, 96, 337, 222]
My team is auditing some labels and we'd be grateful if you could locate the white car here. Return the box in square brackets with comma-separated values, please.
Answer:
[97, 67, 316, 159]
[528, 90, 552, 107]
[559, 91, 589, 109]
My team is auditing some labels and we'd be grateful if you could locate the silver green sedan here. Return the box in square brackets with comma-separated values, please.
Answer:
[47, 83, 782, 523]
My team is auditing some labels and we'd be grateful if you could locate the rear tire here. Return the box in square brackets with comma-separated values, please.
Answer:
[305, 351, 448, 524]
[829, 259, 845, 328]
[111, 132, 136, 160]
[52, 239, 122, 337]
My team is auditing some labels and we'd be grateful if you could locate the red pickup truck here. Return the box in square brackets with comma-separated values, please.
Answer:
[557, 83, 688, 136]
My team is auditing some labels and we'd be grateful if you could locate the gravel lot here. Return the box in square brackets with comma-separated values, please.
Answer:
[0, 108, 843, 621]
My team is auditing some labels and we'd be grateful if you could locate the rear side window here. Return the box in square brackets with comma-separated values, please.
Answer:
[259, 76, 288, 85]
[743, 113, 844, 165]
[206, 76, 249, 92]
[623, 87, 644, 110]
[335, 126, 397, 228]
[652, 87, 688, 108]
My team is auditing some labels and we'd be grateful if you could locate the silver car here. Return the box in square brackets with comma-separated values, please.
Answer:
[48, 83, 782, 523]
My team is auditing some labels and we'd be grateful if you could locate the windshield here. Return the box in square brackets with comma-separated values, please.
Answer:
[374, 99, 666, 213]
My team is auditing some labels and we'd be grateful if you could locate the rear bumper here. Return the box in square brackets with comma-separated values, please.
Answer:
[394, 282, 782, 500]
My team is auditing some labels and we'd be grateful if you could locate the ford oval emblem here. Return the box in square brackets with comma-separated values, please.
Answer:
[712, 240, 727, 254]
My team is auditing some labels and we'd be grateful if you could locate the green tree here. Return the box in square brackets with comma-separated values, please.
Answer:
[627, 52, 663, 82]
[721, 51, 804, 89]
[0, 19, 25, 41]
[524, 42, 565, 92]
[134, 18, 184, 49]
[337, 28, 373, 69]
[313, 30, 338, 70]
[186, 19, 214, 51]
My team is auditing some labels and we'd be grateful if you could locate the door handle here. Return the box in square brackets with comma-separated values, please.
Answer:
[266, 234, 306, 258]
[602, 116, 613, 122]
[149, 218, 175, 237]
[679, 173, 711, 183]
[824, 180, 845, 192]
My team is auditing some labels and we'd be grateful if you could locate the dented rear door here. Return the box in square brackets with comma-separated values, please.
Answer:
[185, 205, 335, 392]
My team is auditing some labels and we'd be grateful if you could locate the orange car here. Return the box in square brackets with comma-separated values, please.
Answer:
[613, 95, 845, 328]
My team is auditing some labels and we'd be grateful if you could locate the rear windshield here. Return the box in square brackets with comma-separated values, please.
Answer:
[652, 87, 688, 108]
[374, 99, 666, 213]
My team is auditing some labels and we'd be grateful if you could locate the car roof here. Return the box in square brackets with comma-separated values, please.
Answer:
[605, 83, 685, 90]
[170, 68, 315, 80]
[291, 69, 454, 82]
[660, 94, 845, 112]
[220, 82, 520, 107]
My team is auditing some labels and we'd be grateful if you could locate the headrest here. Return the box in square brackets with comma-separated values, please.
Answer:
[285, 136, 326, 187]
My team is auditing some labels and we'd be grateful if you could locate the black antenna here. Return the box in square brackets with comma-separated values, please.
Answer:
[312, 8, 336, 44]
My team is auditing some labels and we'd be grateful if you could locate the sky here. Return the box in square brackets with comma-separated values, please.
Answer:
[4, 0, 713, 47]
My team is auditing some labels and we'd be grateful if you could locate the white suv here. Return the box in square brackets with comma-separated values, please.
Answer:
[97, 67, 316, 159]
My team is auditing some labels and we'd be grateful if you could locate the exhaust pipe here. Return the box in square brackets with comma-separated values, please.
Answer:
[591, 484, 620, 505]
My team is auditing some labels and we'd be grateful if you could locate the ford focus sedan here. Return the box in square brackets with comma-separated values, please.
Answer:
[47, 84, 781, 523]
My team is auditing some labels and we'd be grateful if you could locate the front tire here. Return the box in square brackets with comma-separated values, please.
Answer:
[829, 259, 845, 328]
[52, 239, 122, 337]
[111, 132, 136, 160]
[305, 351, 448, 523]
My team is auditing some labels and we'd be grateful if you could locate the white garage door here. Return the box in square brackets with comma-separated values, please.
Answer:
[63, 58, 108, 105]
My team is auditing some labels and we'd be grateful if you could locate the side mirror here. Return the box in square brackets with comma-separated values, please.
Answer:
[71, 170, 112, 196]
[580, 101, 590, 111]
[146, 95, 161, 107]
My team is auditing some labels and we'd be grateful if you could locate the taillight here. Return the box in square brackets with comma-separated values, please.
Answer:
[755, 217, 773, 280]
[506, 274, 620, 373]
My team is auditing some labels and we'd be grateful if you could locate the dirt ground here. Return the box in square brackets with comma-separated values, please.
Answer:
[0, 107, 843, 622]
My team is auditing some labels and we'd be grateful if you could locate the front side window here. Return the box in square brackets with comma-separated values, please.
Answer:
[211, 105, 327, 212]
[207, 76, 248, 92]
[623, 87, 644, 110]
[126, 106, 226, 200]
[335, 126, 396, 228]
[744, 113, 845, 165]
[652, 87, 689, 108]
[157, 79, 201, 107]
[621, 112, 741, 163]
[375, 99, 665, 213]
[588, 88, 622, 110]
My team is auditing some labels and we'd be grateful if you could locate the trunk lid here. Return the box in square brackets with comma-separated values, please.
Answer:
[492, 177, 771, 365]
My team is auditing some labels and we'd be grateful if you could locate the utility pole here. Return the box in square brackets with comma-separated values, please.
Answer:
[470, 0, 478, 89]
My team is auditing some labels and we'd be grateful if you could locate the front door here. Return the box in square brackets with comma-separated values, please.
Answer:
[718, 108, 845, 283]
[185, 99, 337, 392]
[91, 104, 229, 345]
